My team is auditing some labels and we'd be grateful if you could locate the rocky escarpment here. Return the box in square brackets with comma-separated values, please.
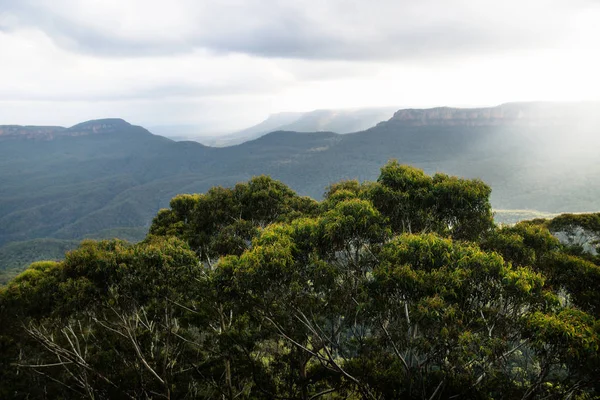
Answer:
[67, 118, 132, 135]
[388, 102, 598, 127]
[0, 119, 133, 141]
[0, 126, 67, 140]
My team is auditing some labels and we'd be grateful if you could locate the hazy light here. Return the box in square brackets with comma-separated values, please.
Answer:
[0, 0, 599, 131]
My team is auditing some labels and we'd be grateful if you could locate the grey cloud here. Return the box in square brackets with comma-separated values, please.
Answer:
[0, 4, 192, 56]
[2, 0, 596, 61]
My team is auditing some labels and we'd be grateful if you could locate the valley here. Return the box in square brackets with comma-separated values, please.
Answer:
[1, 102, 599, 280]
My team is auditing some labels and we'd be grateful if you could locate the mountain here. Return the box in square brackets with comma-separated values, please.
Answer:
[388, 102, 600, 126]
[161, 107, 398, 147]
[195, 112, 304, 146]
[277, 107, 398, 133]
[1, 102, 599, 278]
[0, 125, 67, 140]
[0, 119, 140, 140]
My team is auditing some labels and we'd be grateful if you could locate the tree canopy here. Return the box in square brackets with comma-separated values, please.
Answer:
[1, 161, 599, 399]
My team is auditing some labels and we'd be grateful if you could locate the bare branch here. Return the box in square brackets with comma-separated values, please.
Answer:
[428, 379, 445, 400]
[379, 319, 410, 374]
[15, 361, 74, 368]
[309, 387, 337, 399]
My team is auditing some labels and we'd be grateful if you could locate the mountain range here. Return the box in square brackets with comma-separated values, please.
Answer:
[1, 101, 599, 280]
[151, 107, 398, 146]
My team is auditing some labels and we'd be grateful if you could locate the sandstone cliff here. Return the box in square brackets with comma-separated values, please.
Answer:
[388, 102, 598, 127]
[0, 119, 132, 140]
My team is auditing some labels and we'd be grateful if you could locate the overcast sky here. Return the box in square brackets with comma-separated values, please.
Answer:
[1, 0, 599, 133]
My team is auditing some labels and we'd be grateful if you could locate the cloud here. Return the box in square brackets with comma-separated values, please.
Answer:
[0, 26, 293, 102]
[2, 0, 597, 60]
[0, 0, 599, 131]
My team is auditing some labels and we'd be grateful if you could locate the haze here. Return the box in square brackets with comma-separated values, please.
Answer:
[1, 0, 599, 133]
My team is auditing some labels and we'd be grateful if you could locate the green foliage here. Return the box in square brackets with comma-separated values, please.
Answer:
[482, 221, 600, 319]
[0, 238, 79, 280]
[546, 253, 600, 317]
[548, 213, 600, 235]
[0, 230, 147, 285]
[481, 223, 560, 268]
[1, 164, 599, 399]
[149, 175, 318, 262]
[3, 118, 600, 280]
[371, 161, 494, 239]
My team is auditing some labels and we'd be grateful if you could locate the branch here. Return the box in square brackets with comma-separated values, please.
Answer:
[309, 388, 337, 400]
[92, 316, 128, 338]
[379, 319, 410, 374]
[15, 361, 74, 368]
[428, 379, 445, 400]
[123, 316, 166, 386]
[263, 315, 320, 360]
[25, 323, 135, 399]
[29, 367, 86, 397]
[293, 309, 376, 400]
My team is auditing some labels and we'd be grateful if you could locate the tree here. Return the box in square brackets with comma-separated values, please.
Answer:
[149, 176, 318, 265]
[370, 161, 494, 240]
[1, 164, 599, 399]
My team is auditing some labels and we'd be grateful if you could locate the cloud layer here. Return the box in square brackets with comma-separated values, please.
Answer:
[0, 0, 599, 131]
[3, 0, 593, 59]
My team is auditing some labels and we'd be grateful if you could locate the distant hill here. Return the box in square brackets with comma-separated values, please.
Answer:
[156, 107, 398, 146]
[1, 102, 599, 277]
[278, 107, 398, 132]
[195, 112, 304, 146]
[0, 119, 144, 140]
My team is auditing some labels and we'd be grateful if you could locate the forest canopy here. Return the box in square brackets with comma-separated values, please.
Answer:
[1, 161, 599, 399]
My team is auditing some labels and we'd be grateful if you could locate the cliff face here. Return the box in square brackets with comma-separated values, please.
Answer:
[0, 126, 67, 140]
[388, 102, 598, 127]
[67, 119, 132, 135]
[0, 119, 132, 140]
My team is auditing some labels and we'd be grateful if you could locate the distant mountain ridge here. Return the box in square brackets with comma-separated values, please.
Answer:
[389, 102, 599, 127]
[276, 107, 398, 132]
[8, 102, 595, 143]
[165, 107, 398, 147]
[150, 102, 598, 146]
[0, 126, 66, 140]
[1, 101, 599, 278]
[0, 119, 140, 141]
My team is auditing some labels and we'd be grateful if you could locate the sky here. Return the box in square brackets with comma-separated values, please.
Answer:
[1, 0, 599, 133]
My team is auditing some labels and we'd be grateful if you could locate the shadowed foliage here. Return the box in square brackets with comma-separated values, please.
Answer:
[1, 162, 599, 399]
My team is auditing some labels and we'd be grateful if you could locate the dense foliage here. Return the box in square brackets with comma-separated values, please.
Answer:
[1, 162, 599, 399]
[2, 116, 600, 283]
[0, 238, 80, 285]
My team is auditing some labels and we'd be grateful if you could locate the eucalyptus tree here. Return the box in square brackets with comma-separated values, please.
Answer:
[1, 164, 599, 399]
